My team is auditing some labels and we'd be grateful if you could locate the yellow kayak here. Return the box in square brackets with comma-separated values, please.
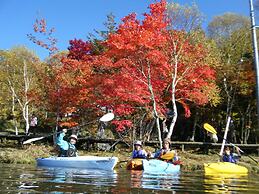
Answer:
[204, 162, 248, 174]
[126, 159, 143, 170]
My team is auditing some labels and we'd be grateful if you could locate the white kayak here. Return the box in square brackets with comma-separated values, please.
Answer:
[142, 159, 180, 174]
[37, 156, 118, 170]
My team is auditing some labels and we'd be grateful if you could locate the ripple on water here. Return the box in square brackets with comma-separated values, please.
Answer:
[1, 163, 259, 193]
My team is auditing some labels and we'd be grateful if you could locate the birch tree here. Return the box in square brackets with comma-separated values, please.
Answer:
[0, 47, 40, 135]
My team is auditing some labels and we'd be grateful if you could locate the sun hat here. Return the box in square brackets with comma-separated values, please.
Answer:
[134, 140, 142, 146]
[69, 134, 78, 141]
[163, 138, 171, 145]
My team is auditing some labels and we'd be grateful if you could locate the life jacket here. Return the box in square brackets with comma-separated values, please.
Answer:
[59, 143, 77, 157]
[159, 149, 180, 164]
[222, 153, 238, 163]
[67, 145, 77, 157]
[132, 150, 146, 159]
[158, 149, 171, 158]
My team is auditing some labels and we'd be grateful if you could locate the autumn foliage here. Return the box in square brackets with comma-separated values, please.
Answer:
[52, 0, 218, 134]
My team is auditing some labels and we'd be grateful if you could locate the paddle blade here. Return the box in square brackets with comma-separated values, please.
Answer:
[23, 137, 44, 145]
[161, 151, 175, 160]
[100, 113, 114, 122]
[203, 123, 217, 134]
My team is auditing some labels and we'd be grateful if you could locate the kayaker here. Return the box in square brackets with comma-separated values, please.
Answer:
[222, 146, 241, 163]
[56, 128, 78, 157]
[154, 138, 179, 164]
[131, 140, 148, 159]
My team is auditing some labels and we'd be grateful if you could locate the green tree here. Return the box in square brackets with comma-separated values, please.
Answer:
[207, 13, 256, 143]
[0, 47, 42, 135]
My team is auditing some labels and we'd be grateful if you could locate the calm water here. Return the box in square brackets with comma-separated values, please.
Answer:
[0, 163, 259, 193]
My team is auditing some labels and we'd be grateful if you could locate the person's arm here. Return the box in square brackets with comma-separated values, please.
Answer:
[56, 130, 69, 150]
[138, 150, 147, 159]
[230, 153, 238, 163]
[147, 151, 153, 158]
[173, 150, 179, 161]
[232, 153, 241, 162]
[235, 147, 241, 157]
[132, 150, 137, 158]
[154, 149, 162, 158]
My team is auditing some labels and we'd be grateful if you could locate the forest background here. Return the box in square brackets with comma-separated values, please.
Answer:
[1, 0, 259, 147]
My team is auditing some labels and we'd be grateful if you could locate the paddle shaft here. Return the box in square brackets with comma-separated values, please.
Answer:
[23, 120, 96, 144]
[219, 116, 231, 156]
[203, 123, 258, 164]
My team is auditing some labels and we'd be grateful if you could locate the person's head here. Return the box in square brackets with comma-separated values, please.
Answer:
[224, 146, 231, 155]
[69, 134, 78, 144]
[162, 138, 171, 149]
[134, 140, 142, 150]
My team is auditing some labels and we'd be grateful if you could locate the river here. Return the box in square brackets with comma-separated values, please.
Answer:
[0, 163, 258, 193]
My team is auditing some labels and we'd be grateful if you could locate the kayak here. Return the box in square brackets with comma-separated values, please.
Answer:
[204, 162, 248, 174]
[126, 159, 143, 170]
[37, 156, 118, 170]
[142, 159, 180, 174]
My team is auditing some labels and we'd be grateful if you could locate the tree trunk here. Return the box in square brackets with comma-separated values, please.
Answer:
[244, 104, 252, 144]
[12, 91, 18, 135]
[23, 61, 30, 135]
[147, 62, 162, 148]
[166, 51, 179, 140]
[144, 119, 155, 142]
[190, 111, 198, 142]
[24, 103, 30, 135]
[139, 113, 146, 140]
[241, 116, 245, 144]
[132, 124, 136, 150]
[166, 70, 178, 139]
[166, 96, 178, 139]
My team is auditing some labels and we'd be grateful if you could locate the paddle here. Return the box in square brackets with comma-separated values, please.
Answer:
[160, 151, 175, 160]
[203, 123, 217, 134]
[203, 122, 259, 164]
[23, 113, 115, 145]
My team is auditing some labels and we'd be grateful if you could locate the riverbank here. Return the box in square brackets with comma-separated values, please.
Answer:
[0, 144, 258, 173]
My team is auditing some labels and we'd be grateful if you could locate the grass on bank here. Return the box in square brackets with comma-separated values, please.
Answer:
[0, 143, 258, 173]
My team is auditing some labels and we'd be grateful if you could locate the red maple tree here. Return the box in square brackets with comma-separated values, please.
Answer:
[58, 0, 218, 144]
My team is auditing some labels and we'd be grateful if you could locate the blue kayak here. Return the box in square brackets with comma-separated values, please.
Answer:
[37, 156, 118, 170]
[142, 159, 180, 174]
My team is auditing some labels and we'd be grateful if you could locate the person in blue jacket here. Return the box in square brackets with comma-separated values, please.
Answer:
[56, 128, 78, 157]
[222, 146, 241, 163]
[132, 140, 147, 159]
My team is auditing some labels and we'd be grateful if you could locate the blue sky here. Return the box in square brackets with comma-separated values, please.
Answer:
[0, 0, 251, 60]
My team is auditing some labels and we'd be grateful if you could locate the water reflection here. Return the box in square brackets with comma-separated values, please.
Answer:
[1, 164, 259, 193]
[204, 173, 249, 193]
[17, 167, 118, 193]
[39, 167, 118, 185]
[130, 170, 180, 191]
